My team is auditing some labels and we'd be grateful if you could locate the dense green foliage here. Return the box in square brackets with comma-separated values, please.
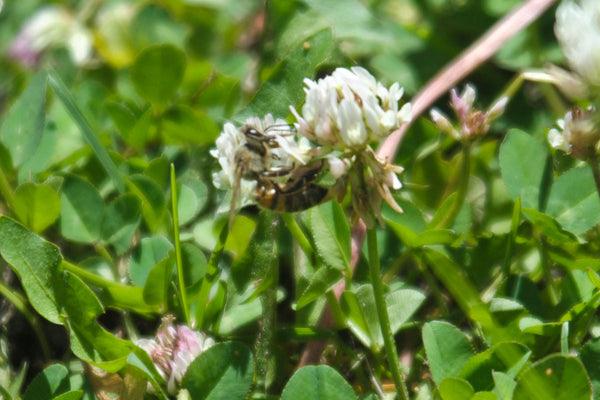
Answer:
[2, 0, 600, 399]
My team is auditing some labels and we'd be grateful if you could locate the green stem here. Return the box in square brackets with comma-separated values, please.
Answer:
[367, 227, 408, 400]
[0, 166, 14, 211]
[281, 213, 313, 260]
[195, 223, 227, 328]
[432, 144, 471, 230]
[170, 164, 189, 325]
[539, 236, 558, 305]
[0, 280, 51, 359]
[502, 196, 521, 279]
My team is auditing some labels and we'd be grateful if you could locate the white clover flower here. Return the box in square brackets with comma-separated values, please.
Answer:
[290, 66, 411, 150]
[137, 316, 215, 395]
[555, 0, 600, 89]
[211, 114, 310, 212]
[290, 66, 411, 226]
[548, 105, 599, 159]
[9, 6, 93, 67]
[430, 84, 507, 142]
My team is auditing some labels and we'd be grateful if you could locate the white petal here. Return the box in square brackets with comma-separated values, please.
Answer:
[397, 102, 412, 123]
[338, 98, 367, 147]
[486, 96, 508, 121]
[548, 128, 566, 150]
[462, 84, 477, 107]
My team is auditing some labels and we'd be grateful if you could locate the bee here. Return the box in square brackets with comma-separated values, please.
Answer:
[254, 161, 332, 213]
[228, 125, 333, 228]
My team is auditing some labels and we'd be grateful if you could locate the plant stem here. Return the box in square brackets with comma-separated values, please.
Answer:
[170, 164, 189, 325]
[432, 144, 471, 230]
[502, 196, 521, 279]
[367, 227, 408, 400]
[0, 166, 14, 212]
[195, 223, 227, 328]
[589, 152, 600, 201]
[281, 213, 313, 260]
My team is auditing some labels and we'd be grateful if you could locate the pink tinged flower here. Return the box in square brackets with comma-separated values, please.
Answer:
[9, 7, 92, 67]
[432, 84, 507, 142]
[136, 317, 215, 395]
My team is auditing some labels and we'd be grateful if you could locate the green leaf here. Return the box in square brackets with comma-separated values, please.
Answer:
[181, 342, 254, 400]
[545, 166, 600, 235]
[131, 44, 186, 105]
[423, 321, 474, 385]
[297, 267, 343, 309]
[439, 377, 475, 400]
[341, 288, 375, 349]
[586, 268, 600, 290]
[308, 203, 350, 273]
[60, 174, 104, 244]
[513, 355, 591, 400]
[57, 271, 133, 371]
[422, 249, 495, 330]
[0, 71, 46, 167]
[521, 208, 576, 243]
[181, 242, 207, 287]
[143, 253, 174, 306]
[101, 194, 141, 254]
[580, 336, 600, 399]
[48, 71, 125, 193]
[472, 392, 498, 400]
[281, 365, 357, 400]
[23, 364, 69, 400]
[238, 29, 334, 119]
[217, 289, 285, 335]
[51, 391, 83, 400]
[14, 182, 61, 233]
[383, 197, 427, 247]
[459, 342, 531, 392]
[0, 217, 62, 324]
[127, 348, 168, 397]
[176, 181, 201, 226]
[161, 105, 219, 145]
[129, 236, 173, 287]
[493, 371, 516, 400]
[300, 0, 391, 45]
[340, 284, 423, 352]
[127, 175, 166, 232]
[386, 288, 426, 334]
[499, 129, 549, 210]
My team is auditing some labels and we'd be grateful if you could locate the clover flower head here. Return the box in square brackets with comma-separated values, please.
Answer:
[289, 66, 410, 226]
[555, 0, 600, 90]
[430, 84, 507, 142]
[290, 66, 411, 150]
[9, 6, 93, 67]
[210, 114, 310, 211]
[137, 316, 215, 395]
[548, 105, 600, 159]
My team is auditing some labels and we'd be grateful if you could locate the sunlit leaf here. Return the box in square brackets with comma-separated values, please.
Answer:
[281, 365, 356, 400]
[181, 342, 254, 400]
